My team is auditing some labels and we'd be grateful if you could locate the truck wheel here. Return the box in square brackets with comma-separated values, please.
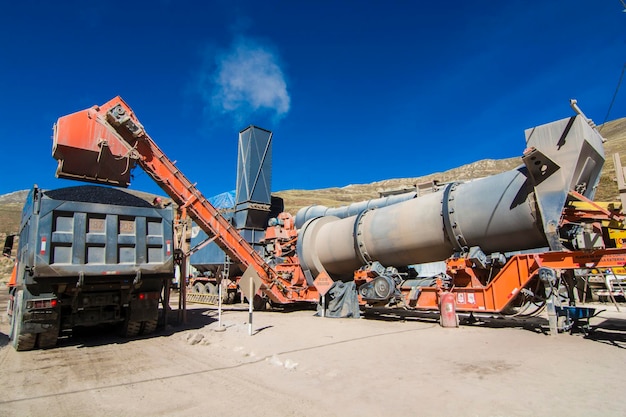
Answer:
[226, 290, 236, 304]
[38, 329, 59, 349]
[11, 290, 37, 351]
[120, 319, 142, 337]
[193, 282, 207, 294]
[15, 333, 37, 351]
[253, 295, 267, 311]
[142, 319, 158, 335]
[205, 282, 217, 294]
[219, 287, 230, 304]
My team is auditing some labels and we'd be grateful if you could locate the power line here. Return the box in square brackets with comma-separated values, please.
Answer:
[600, 62, 626, 131]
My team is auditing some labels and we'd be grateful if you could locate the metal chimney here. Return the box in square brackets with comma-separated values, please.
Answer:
[234, 126, 273, 250]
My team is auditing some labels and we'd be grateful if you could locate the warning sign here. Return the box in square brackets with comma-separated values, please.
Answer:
[313, 271, 334, 296]
[467, 293, 476, 304]
[239, 266, 263, 302]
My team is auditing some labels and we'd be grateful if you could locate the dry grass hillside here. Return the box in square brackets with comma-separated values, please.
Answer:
[593, 118, 626, 201]
[0, 117, 625, 282]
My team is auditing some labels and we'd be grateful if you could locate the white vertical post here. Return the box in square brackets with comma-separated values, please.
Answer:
[218, 280, 223, 328]
[321, 294, 326, 318]
[248, 279, 254, 336]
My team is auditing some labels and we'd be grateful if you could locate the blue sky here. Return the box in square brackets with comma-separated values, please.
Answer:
[0, 1, 624, 199]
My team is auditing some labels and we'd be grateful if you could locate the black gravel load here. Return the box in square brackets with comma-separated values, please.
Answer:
[44, 186, 154, 208]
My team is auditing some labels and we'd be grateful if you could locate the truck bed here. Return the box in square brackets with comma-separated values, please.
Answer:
[22, 186, 174, 281]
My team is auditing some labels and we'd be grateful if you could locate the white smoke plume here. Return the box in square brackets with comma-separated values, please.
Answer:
[204, 37, 290, 124]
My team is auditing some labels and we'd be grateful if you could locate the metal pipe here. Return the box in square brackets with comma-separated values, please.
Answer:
[295, 192, 417, 228]
[570, 99, 601, 136]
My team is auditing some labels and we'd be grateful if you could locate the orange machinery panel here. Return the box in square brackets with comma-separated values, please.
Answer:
[53, 100, 137, 187]
[405, 248, 626, 313]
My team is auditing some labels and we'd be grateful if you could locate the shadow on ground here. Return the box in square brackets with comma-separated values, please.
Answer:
[2, 302, 625, 350]
[362, 307, 626, 345]
[585, 318, 626, 349]
[0, 306, 220, 350]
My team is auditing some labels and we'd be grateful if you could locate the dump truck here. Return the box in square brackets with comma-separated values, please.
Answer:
[5, 185, 174, 350]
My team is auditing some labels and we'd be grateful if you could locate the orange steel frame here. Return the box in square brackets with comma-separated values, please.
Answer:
[397, 248, 626, 313]
[54, 96, 318, 304]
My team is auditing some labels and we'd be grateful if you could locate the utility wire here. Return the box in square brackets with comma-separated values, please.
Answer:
[600, 62, 626, 131]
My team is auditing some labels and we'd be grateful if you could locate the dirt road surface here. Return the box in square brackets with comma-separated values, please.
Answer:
[1, 293, 625, 417]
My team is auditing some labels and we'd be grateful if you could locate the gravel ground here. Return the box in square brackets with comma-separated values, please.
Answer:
[0, 291, 625, 417]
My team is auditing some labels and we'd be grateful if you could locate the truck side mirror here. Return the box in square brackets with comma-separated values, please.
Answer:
[3, 234, 15, 258]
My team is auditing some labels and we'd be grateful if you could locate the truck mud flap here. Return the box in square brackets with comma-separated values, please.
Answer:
[128, 299, 159, 322]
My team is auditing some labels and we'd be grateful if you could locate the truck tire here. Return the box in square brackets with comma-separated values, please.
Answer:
[11, 290, 37, 351]
[120, 319, 142, 337]
[193, 282, 207, 294]
[15, 333, 37, 351]
[253, 295, 267, 311]
[205, 282, 217, 294]
[38, 329, 59, 349]
[219, 287, 229, 304]
[142, 319, 158, 335]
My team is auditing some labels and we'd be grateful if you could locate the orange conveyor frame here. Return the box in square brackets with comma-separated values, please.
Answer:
[52, 96, 318, 304]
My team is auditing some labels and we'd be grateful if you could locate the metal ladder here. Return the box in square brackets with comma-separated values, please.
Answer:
[186, 292, 219, 305]
[223, 254, 231, 282]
